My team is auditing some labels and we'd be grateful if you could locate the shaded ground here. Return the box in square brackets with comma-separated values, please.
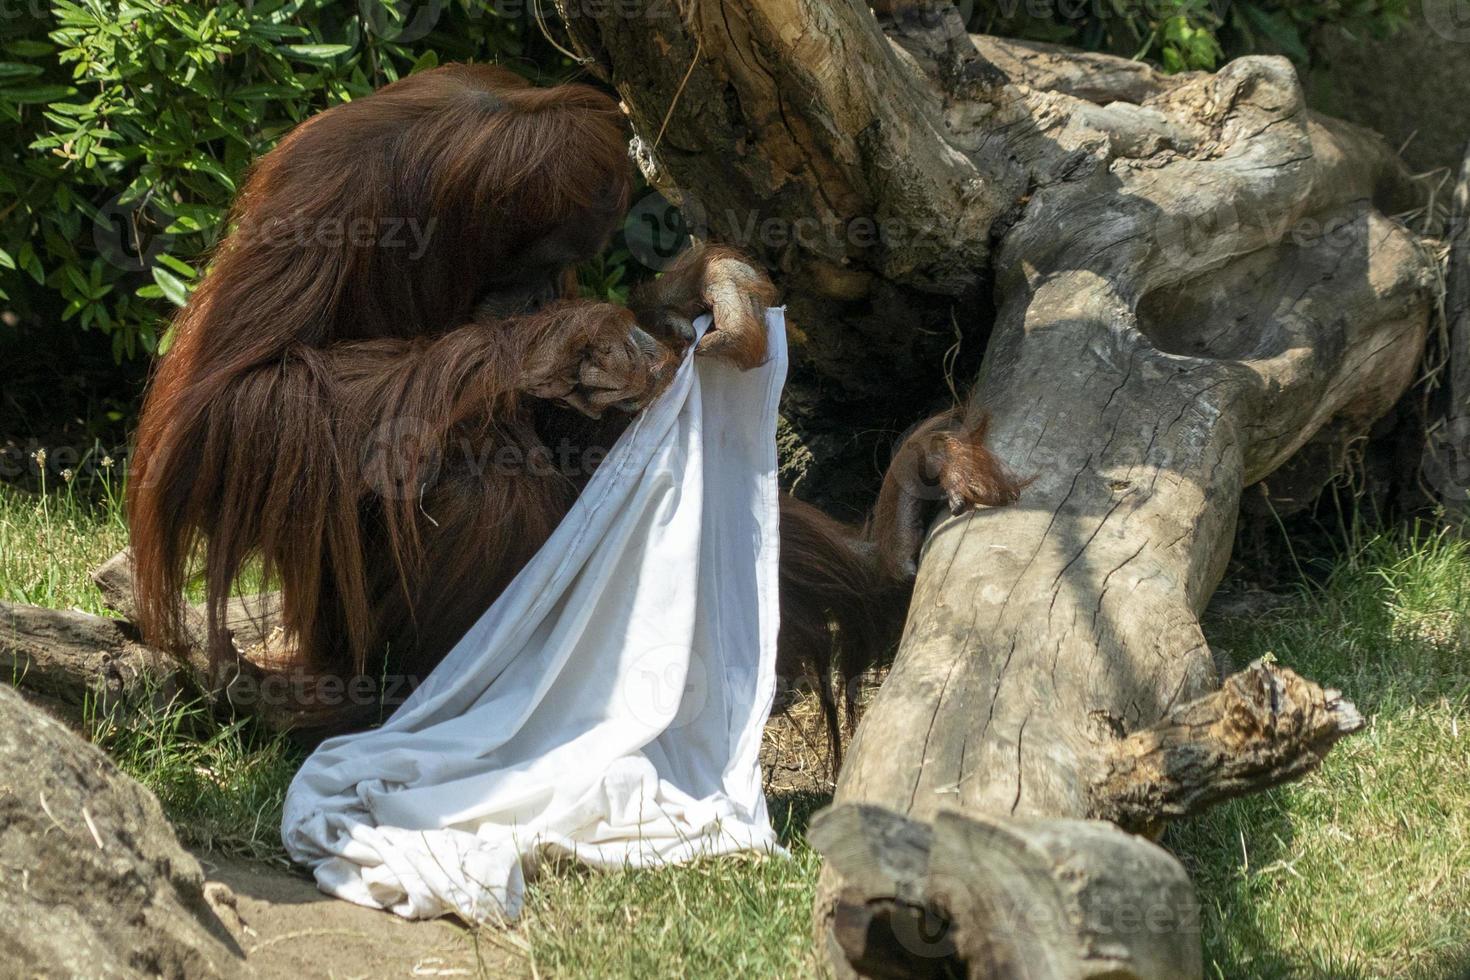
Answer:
[1305, 19, 1470, 177]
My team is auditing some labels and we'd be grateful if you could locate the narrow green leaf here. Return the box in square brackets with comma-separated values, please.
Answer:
[4, 41, 56, 58]
[1, 85, 80, 104]
[151, 265, 190, 307]
[155, 252, 197, 278]
[0, 62, 44, 82]
[280, 43, 354, 61]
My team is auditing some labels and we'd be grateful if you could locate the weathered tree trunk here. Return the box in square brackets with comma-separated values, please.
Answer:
[557, 3, 1437, 976]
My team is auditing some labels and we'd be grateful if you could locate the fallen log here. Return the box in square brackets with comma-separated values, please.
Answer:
[812, 660, 1361, 979]
[0, 600, 164, 719]
[812, 804, 1199, 980]
[1091, 660, 1364, 834]
[3, 550, 296, 731]
[555, 4, 1434, 976]
[90, 549, 285, 657]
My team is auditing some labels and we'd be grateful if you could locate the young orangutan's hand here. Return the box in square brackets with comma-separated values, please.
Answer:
[871, 410, 1028, 577]
[634, 246, 778, 370]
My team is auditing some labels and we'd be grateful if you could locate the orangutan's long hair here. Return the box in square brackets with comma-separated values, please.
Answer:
[130, 65, 634, 690]
[129, 63, 1022, 747]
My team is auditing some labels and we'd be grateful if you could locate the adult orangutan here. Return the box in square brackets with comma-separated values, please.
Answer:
[128, 64, 1021, 749]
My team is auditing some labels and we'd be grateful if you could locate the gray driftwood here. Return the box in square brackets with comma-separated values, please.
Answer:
[811, 803, 1200, 980]
[811, 659, 1360, 979]
[557, 3, 1435, 976]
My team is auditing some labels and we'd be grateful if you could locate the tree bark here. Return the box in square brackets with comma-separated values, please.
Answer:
[557, 3, 1436, 976]
[811, 802, 1202, 980]
[0, 600, 164, 721]
[2, 551, 293, 731]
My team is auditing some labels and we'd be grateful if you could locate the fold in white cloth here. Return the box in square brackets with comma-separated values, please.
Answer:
[281, 309, 789, 921]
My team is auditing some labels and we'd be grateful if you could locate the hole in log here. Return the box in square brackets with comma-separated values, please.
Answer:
[1135, 248, 1296, 360]
[1137, 206, 1385, 364]
[831, 896, 966, 980]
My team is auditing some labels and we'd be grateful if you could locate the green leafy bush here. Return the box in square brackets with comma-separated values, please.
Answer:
[0, 0, 536, 360]
[0, 0, 1414, 375]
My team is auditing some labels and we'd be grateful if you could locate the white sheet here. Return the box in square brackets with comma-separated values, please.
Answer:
[281, 309, 788, 922]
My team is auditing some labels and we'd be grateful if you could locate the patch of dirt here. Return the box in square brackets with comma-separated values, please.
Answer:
[195, 853, 519, 980]
[761, 676, 889, 799]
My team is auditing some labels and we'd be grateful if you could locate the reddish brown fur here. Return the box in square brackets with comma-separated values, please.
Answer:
[128, 64, 1024, 748]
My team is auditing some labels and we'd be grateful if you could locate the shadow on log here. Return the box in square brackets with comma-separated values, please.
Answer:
[810, 660, 1361, 979]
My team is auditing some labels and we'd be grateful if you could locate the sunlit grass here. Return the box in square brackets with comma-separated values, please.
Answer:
[1, 480, 299, 864]
[2, 484, 1467, 978]
[89, 692, 301, 864]
[0, 474, 126, 613]
[510, 793, 830, 979]
[1173, 530, 1470, 980]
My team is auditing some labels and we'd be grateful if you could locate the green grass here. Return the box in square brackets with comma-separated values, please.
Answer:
[1173, 531, 1470, 980]
[2, 485, 1468, 978]
[507, 793, 830, 979]
[88, 695, 302, 863]
[0, 477, 127, 613]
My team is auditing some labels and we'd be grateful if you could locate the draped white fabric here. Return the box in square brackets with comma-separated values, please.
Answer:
[281, 309, 788, 921]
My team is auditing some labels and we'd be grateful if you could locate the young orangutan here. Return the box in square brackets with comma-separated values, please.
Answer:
[127, 64, 1022, 754]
